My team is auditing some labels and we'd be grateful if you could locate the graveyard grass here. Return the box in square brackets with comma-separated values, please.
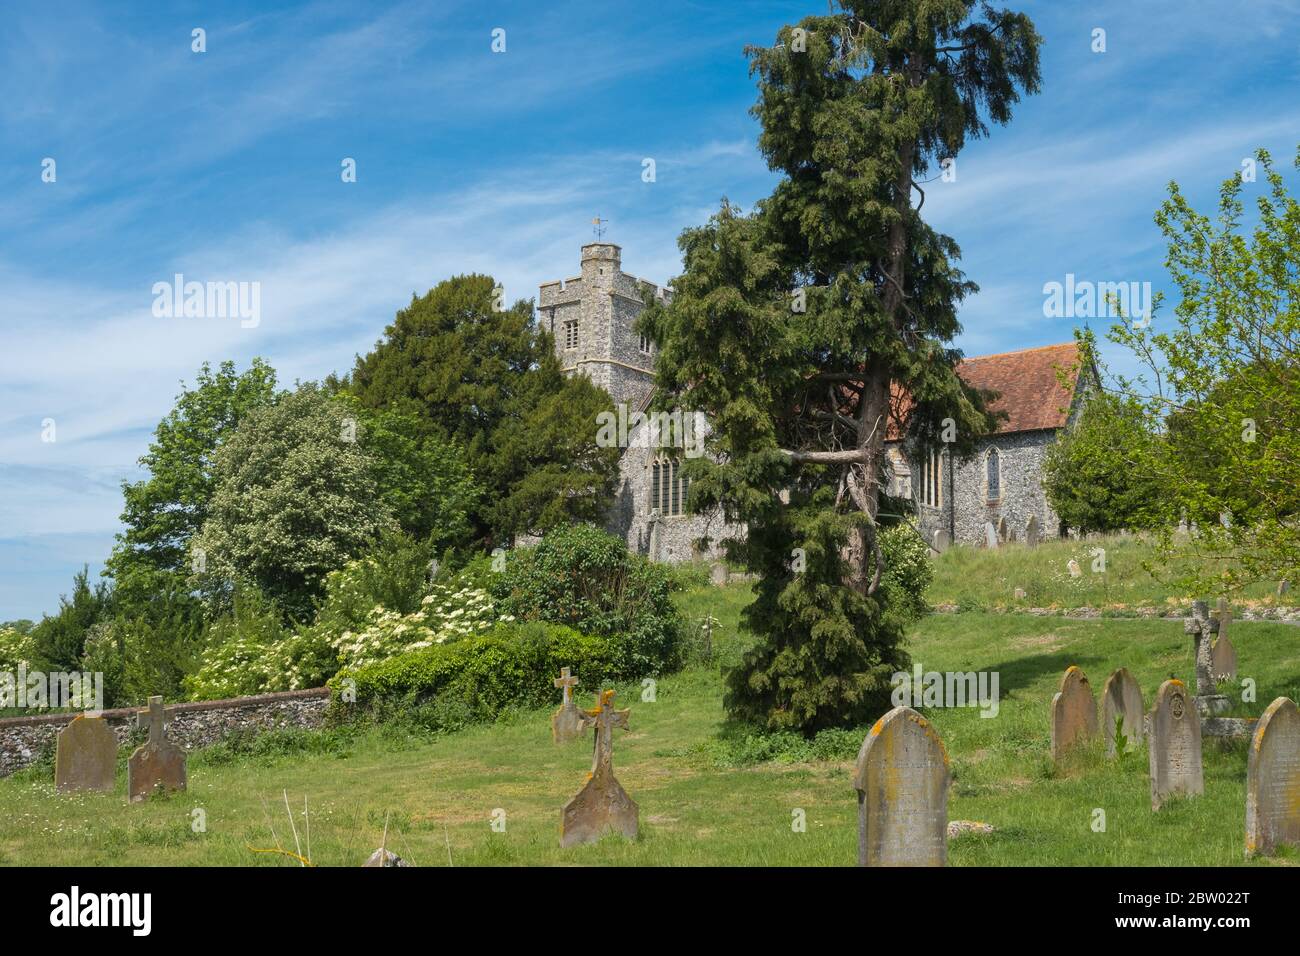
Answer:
[2, 543, 1298, 866]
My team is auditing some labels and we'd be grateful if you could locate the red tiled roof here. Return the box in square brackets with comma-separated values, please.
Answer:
[883, 342, 1083, 440]
[956, 342, 1082, 434]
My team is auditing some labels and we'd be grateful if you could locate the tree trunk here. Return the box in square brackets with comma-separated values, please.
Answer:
[845, 119, 916, 597]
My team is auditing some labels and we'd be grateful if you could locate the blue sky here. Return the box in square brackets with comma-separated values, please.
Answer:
[3, 0, 1299, 621]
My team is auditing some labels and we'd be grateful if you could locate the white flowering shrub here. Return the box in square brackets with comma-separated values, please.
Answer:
[185, 557, 510, 699]
[332, 582, 508, 669]
[879, 524, 934, 623]
[0, 626, 36, 671]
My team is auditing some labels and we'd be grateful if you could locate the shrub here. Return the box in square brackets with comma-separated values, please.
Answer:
[184, 586, 289, 700]
[490, 524, 683, 675]
[330, 621, 619, 733]
[0, 625, 36, 671]
[879, 524, 935, 623]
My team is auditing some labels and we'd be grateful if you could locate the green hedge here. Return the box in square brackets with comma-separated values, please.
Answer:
[490, 523, 684, 675]
[328, 621, 623, 732]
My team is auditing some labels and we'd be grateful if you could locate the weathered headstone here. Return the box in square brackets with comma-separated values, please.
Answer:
[710, 562, 729, 587]
[853, 706, 950, 866]
[550, 667, 584, 743]
[1211, 597, 1237, 682]
[1185, 600, 1230, 715]
[930, 529, 950, 553]
[362, 848, 410, 867]
[1013, 587, 1027, 601]
[1278, 579, 1290, 597]
[1067, 558, 1082, 578]
[1050, 666, 1098, 764]
[1148, 679, 1203, 810]
[1101, 668, 1144, 757]
[560, 690, 638, 847]
[1025, 514, 1040, 547]
[984, 522, 998, 549]
[127, 695, 186, 803]
[54, 714, 117, 793]
[1245, 697, 1300, 857]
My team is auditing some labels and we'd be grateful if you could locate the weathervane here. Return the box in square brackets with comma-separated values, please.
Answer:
[592, 217, 608, 240]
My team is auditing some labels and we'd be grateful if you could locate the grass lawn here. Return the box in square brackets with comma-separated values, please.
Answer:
[927, 533, 1297, 611]
[0, 579, 1296, 867]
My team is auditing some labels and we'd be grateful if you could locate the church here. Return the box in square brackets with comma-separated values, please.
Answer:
[539, 243, 1093, 561]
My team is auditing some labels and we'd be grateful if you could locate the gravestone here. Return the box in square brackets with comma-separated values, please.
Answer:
[930, 529, 950, 553]
[1050, 666, 1098, 764]
[1245, 697, 1300, 857]
[127, 695, 186, 803]
[984, 522, 998, 549]
[362, 848, 410, 867]
[1067, 559, 1082, 578]
[1013, 587, 1027, 600]
[1101, 668, 1144, 757]
[1185, 601, 1230, 715]
[1211, 597, 1237, 682]
[1025, 515, 1040, 547]
[54, 714, 117, 793]
[551, 667, 584, 743]
[996, 516, 1009, 544]
[1279, 580, 1290, 597]
[560, 690, 638, 847]
[853, 706, 950, 866]
[710, 563, 729, 587]
[1148, 679, 1203, 810]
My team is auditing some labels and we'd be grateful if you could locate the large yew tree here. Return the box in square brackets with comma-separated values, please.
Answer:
[644, 1, 1041, 732]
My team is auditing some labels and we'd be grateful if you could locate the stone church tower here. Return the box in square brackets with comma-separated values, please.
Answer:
[539, 244, 738, 562]
[537, 243, 661, 411]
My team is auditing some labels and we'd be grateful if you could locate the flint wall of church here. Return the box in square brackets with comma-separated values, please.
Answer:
[950, 431, 1061, 545]
[907, 432, 1063, 548]
[606, 423, 743, 563]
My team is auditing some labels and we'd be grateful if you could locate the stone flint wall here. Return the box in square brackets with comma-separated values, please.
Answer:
[0, 687, 330, 778]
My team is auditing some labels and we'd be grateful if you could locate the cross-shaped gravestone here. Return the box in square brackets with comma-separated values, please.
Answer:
[1212, 597, 1238, 682]
[560, 690, 638, 847]
[582, 690, 630, 779]
[550, 667, 584, 744]
[1185, 601, 1231, 716]
[554, 667, 578, 705]
[127, 695, 186, 803]
[137, 695, 168, 745]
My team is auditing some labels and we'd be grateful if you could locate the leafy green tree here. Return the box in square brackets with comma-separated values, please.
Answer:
[1110, 147, 1300, 590]
[106, 359, 278, 597]
[347, 274, 620, 543]
[484, 369, 621, 538]
[192, 384, 395, 621]
[81, 578, 206, 707]
[335, 396, 481, 550]
[30, 566, 114, 670]
[1042, 336, 1163, 534]
[642, 1, 1041, 732]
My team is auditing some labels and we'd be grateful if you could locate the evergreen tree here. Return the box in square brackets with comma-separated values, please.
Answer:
[347, 274, 620, 544]
[643, 0, 1041, 732]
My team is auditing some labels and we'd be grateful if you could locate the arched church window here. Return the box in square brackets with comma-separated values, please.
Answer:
[650, 455, 689, 516]
[986, 447, 1001, 501]
[918, 449, 942, 508]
